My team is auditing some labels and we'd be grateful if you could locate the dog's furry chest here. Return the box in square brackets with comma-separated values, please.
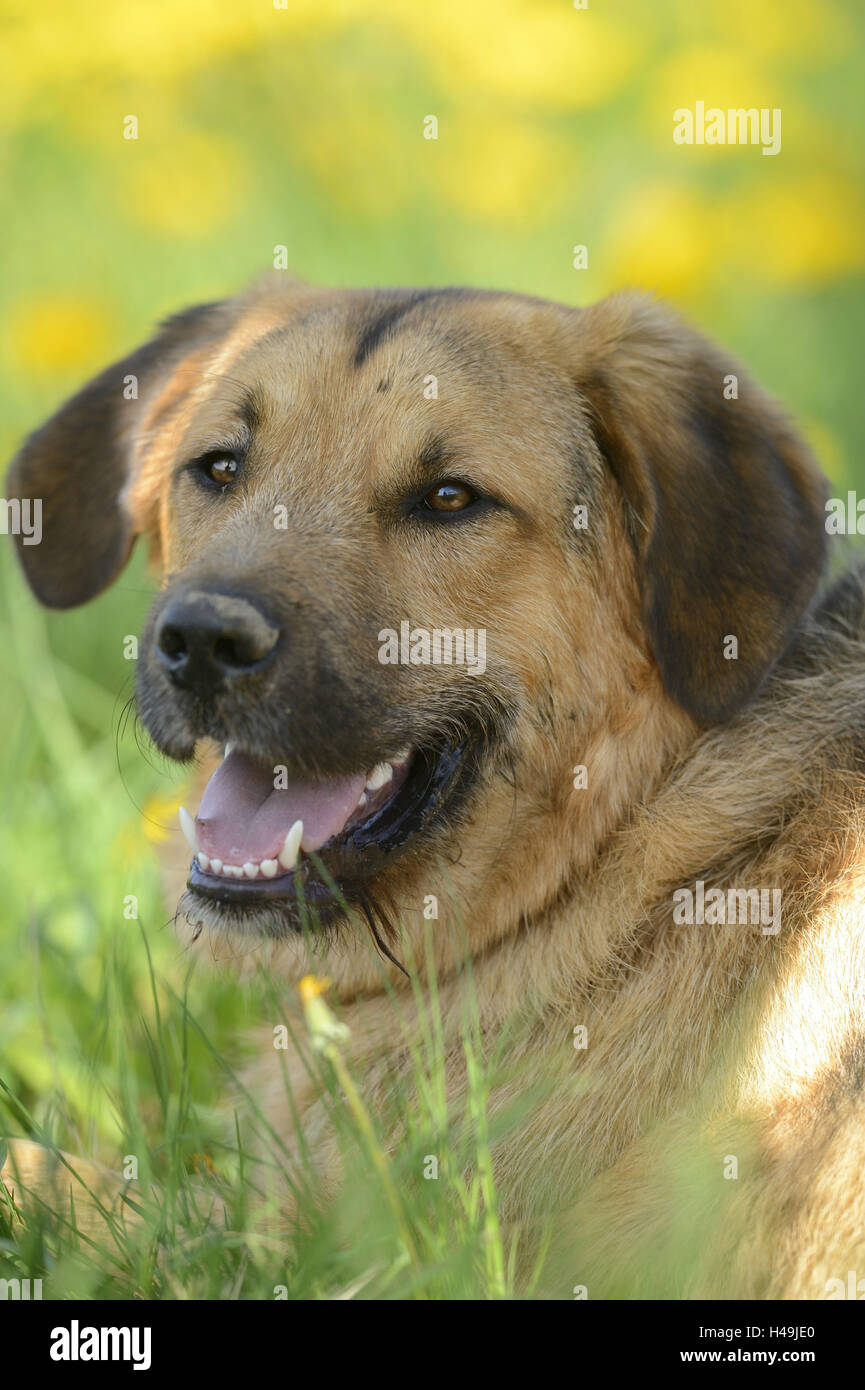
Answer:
[241, 755, 865, 1298]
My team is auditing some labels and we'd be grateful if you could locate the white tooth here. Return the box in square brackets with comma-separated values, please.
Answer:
[179, 806, 200, 854]
[224, 742, 233, 757]
[365, 762, 393, 791]
[243, 861, 259, 879]
[210, 858, 222, 874]
[260, 859, 278, 878]
[356, 791, 368, 809]
[278, 819, 303, 871]
[196, 852, 211, 871]
[224, 864, 243, 877]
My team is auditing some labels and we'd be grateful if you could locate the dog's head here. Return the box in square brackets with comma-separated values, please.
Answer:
[6, 280, 827, 959]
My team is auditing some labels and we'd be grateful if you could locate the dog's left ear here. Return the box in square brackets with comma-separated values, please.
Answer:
[575, 293, 828, 723]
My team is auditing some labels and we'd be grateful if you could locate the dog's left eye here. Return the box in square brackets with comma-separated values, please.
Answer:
[420, 481, 479, 514]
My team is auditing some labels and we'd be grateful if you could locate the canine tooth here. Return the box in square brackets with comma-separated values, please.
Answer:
[224, 742, 233, 757]
[260, 858, 279, 878]
[243, 861, 259, 879]
[210, 858, 222, 874]
[196, 852, 211, 871]
[356, 791, 368, 809]
[365, 762, 393, 791]
[278, 819, 303, 871]
[179, 806, 200, 854]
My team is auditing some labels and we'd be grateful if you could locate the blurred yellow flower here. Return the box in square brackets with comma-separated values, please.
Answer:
[383, 0, 639, 109]
[110, 788, 188, 871]
[299, 974, 331, 1003]
[0, 0, 332, 123]
[118, 130, 247, 237]
[140, 786, 189, 845]
[432, 114, 573, 226]
[723, 174, 865, 284]
[601, 183, 718, 302]
[701, 0, 852, 66]
[3, 294, 115, 375]
[291, 106, 415, 219]
[299, 974, 351, 1052]
[649, 45, 780, 150]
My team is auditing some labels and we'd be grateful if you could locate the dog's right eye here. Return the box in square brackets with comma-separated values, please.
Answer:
[198, 453, 239, 486]
[422, 481, 478, 513]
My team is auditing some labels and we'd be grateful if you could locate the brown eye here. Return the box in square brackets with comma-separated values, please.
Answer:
[204, 455, 238, 486]
[422, 481, 478, 513]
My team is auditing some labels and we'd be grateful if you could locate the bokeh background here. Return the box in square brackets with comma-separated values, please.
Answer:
[1, 0, 863, 1185]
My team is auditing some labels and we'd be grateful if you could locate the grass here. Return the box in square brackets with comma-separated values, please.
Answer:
[0, 539, 540, 1298]
[0, 939, 534, 1300]
[1, 0, 863, 1305]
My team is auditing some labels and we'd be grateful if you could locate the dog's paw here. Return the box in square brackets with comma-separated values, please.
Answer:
[1, 1137, 142, 1241]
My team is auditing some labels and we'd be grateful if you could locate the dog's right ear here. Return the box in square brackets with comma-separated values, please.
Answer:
[4, 299, 242, 609]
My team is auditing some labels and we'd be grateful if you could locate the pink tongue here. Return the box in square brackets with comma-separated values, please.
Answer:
[195, 750, 367, 863]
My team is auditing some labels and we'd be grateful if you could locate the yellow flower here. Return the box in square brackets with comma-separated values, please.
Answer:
[702, 0, 851, 66]
[118, 130, 247, 238]
[648, 44, 780, 151]
[383, 0, 639, 109]
[432, 113, 572, 226]
[141, 787, 189, 845]
[299, 974, 331, 1003]
[722, 175, 865, 285]
[3, 295, 115, 376]
[0, 0, 331, 125]
[299, 975, 350, 1052]
[601, 183, 718, 303]
[290, 105, 415, 219]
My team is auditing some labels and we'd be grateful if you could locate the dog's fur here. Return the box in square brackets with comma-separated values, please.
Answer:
[5, 278, 865, 1298]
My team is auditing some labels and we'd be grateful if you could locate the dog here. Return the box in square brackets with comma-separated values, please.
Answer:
[4, 277, 865, 1297]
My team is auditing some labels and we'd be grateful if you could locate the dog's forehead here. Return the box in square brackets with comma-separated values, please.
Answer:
[229, 288, 517, 393]
[170, 287, 584, 499]
[218, 287, 566, 418]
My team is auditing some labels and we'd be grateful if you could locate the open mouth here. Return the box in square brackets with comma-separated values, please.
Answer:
[181, 738, 471, 916]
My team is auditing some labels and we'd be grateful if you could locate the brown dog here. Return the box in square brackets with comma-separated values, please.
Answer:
[5, 278, 865, 1297]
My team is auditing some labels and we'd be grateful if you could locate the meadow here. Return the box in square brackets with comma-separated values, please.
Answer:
[1, 0, 863, 1297]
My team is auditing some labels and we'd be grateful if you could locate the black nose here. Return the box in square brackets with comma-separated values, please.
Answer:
[155, 590, 280, 693]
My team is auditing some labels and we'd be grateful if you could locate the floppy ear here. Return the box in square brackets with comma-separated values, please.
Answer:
[577, 294, 827, 723]
[4, 298, 241, 608]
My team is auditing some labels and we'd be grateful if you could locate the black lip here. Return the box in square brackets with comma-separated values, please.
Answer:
[185, 737, 471, 911]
